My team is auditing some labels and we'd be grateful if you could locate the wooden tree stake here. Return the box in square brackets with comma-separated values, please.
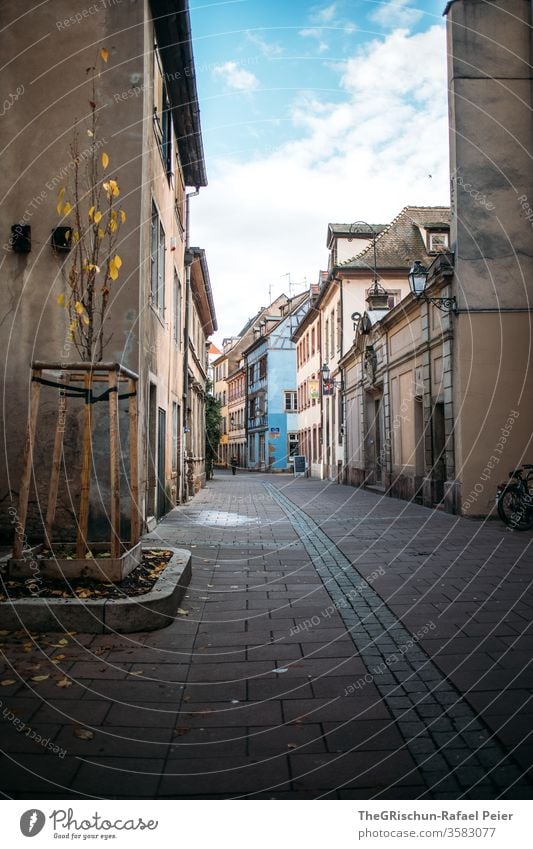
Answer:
[128, 377, 140, 547]
[76, 370, 93, 558]
[13, 369, 42, 559]
[108, 369, 120, 558]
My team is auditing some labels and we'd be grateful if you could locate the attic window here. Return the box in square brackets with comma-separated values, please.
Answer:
[428, 231, 449, 253]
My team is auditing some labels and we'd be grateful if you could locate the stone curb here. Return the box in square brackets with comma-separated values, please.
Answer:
[0, 546, 191, 634]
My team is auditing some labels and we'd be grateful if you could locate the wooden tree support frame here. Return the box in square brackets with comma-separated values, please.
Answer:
[13, 361, 140, 561]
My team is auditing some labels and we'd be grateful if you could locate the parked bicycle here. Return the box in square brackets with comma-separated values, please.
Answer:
[496, 465, 533, 530]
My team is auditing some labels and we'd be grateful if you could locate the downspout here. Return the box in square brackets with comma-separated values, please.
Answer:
[183, 187, 200, 501]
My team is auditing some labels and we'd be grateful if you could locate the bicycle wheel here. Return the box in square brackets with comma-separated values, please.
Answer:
[497, 484, 533, 530]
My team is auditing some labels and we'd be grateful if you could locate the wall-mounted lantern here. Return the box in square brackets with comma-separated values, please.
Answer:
[408, 261, 457, 313]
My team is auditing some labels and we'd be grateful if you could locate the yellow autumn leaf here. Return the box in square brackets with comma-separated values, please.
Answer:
[30, 674, 49, 682]
[94, 211, 102, 224]
[98, 227, 105, 239]
[100, 47, 109, 63]
[87, 129, 94, 137]
[56, 187, 65, 215]
[113, 254, 122, 269]
[0, 679, 16, 687]
[120, 209, 126, 223]
[57, 293, 65, 306]
[72, 230, 80, 243]
[56, 677, 73, 689]
[63, 202, 72, 216]
[82, 314, 90, 326]
[101, 152, 109, 169]
[88, 206, 95, 220]
[74, 302, 84, 315]
[104, 179, 119, 198]
[109, 219, 117, 233]
[109, 261, 119, 281]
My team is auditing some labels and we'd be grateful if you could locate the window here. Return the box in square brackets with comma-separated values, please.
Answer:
[336, 307, 342, 353]
[288, 433, 299, 457]
[259, 355, 267, 380]
[173, 271, 181, 344]
[153, 44, 173, 181]
[284, 391, 297, 411]
[248, 364, 255, 386]
[150, 202, 165, 314]
[311, 327, 315, 355]
[330, 310, 335, 357]
[249, 397, 256, 419]
[429, 231, 449, 252]
[325, 318, 329, 361]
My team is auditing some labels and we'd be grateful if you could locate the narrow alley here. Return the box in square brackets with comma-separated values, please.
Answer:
[1, 472, 532, 800]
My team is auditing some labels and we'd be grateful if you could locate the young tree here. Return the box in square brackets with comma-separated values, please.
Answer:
[55, 48, 126, 362]
[205, 385, 221, 481]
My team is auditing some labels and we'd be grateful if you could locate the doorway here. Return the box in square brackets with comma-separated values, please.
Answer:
[157, 407, 167, 518]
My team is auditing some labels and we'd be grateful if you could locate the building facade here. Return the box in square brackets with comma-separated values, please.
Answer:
[245, 294, 309, 471]
[444, 0, 533, 515]
[293, 284, 323, 478]
[0, 0, 213, 540]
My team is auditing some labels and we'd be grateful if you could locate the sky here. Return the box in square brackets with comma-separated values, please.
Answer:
[188, 0, 451, 344]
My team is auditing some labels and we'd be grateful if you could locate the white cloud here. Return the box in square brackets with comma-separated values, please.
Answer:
[371, 0, 424, 29]
[194, 25, 449, 341]
[316, 3, 337, 23]
[246, 31, 283, 57]
[213, 61, 259, 91]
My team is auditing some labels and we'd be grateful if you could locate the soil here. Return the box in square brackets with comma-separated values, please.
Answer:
[0, 549, 173, 601]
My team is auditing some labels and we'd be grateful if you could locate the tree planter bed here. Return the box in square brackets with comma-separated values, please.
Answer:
[0, 546, 191, 633]
[8, 541, 143, 583]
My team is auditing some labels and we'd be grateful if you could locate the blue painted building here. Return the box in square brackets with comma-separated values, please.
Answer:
[245, 292, 310, 471]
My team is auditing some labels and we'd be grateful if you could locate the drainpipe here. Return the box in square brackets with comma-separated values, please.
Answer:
[183, 187, 200, 502]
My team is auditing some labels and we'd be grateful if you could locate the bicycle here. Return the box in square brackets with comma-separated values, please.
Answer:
[496, 465, 533, 531]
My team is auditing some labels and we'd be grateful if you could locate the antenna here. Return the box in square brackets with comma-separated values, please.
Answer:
[281, 272, 293, 297]
[268, 283, 273, 304]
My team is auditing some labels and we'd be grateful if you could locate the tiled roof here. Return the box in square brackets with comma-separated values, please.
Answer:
[339, 206, 451, 271]
[329, 222, 387, 236]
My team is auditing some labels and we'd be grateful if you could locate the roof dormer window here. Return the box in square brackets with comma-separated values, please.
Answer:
[428, 230, 449, 253]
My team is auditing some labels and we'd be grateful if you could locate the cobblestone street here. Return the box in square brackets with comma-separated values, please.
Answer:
[1, 471, 532, 799]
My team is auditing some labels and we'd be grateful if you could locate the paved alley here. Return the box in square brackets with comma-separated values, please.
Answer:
[1, 472, 532, 799]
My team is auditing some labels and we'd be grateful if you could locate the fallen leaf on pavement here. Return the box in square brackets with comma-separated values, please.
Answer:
[173, 726, 191, 736]
[74, 728, 94, 740]
[30, 675, 50, 682]
[1, 679, 17, 687]
[177, 608, 189, 616]
[56, 677, 73, 688]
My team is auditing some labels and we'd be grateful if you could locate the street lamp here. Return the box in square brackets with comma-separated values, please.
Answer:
[320, 363, 343, 392]
[408, 261, 457, 314]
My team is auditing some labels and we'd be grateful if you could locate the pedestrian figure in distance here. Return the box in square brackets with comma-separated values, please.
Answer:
[230, 455, 238, 476]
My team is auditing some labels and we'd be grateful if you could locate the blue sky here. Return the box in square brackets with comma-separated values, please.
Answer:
[189, 1, 450, 341]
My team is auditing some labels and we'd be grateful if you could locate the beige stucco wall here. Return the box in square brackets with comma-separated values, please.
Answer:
[0, 0, 195, 537]
[448, 0, 533, 514]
